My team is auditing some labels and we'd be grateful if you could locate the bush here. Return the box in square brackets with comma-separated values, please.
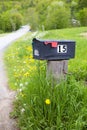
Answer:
[10, 11, 23, 31]
[0, 10, 23, 32]
[78, 8, 87, 26]
[25, 8, 39, 30]
[44, 1, 71, 30]
[0, 11, 12, 32]
[26, 1, 71, 31]
[0, 30, 4, 34]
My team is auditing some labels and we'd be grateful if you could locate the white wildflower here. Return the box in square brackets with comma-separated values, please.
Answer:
[25, 82, 28, 85]
[21, 108, 25, 113]
[23, 104, 26, 106]
[20, 83, 23, 87]
[15, 83, 17, 86]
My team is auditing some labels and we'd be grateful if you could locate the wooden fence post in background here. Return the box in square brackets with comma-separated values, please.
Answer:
[47, 60, 68, 83]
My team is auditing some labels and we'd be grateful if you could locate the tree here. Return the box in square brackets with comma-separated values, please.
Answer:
[45, 1, 71, 30]
[78, 0, 87, 9]
[78, 8, 87, 26]
[35, 0, 51, 29]
[10, 11, 23, 30]
[0, 10, 23, 32]
[0, 11, 12, 32]
[25, 7, 39, 30]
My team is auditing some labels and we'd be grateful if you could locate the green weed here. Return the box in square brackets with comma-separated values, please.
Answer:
[14, 67, 87, 130]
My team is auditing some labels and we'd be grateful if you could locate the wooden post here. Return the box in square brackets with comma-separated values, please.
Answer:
[47, 60, 68, 83]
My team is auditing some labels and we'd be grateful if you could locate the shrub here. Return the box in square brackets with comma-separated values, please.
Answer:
[0, 11, 12, 32]
[45, 1, 71, 30]
[10, 11, 23, 31]
[25, 8, 39, 30]
[78, 8, 87, 26]
[0, 10, 23, 32]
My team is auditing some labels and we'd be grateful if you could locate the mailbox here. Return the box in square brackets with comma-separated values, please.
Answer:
[32, 38, 75, 60]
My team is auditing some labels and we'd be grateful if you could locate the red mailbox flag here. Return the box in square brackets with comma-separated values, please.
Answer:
[44, 41, 58, 47]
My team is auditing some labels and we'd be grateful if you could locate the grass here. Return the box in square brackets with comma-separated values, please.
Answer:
[0, 33, 8, 37]
[4, 27, 87, 130]
[0, 32, 10, 37]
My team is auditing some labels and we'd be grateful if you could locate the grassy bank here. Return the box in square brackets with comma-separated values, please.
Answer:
[4, 27, 87, 130]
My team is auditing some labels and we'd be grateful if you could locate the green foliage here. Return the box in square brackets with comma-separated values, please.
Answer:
[28, 1, 71, 30]
[45, 1, 71, 30]
[10, 10, 23, 30]
[0, 10, 23, 32]
[0, 0, 87, 32]
[25, 8, 39, 30]
[77, 8, 87, 26]
[0, 11, 12, 32]
[78, 0, 87, 9]
[0, 1, 13, 13]
[35, 0, 51, 29]
[0, 30, 4, 34]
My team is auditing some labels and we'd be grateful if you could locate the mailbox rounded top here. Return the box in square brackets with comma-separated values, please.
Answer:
[33, 38, 75, 43]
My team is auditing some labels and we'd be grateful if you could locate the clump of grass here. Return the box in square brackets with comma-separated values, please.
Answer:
[14, 65, 87, 130]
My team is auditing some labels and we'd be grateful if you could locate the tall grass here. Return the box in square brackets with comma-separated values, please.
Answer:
[4, 27, 87, 130]
[14, 66, 87, 130]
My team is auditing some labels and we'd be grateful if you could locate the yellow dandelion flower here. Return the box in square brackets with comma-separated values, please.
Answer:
[29, 55, 33, 59]
[24, 72, 29, 77]
[29, 59, 35, 63]
[30, 66, 36, 71]
[45, 99, 51, 105]
[26, 46, 32, 51]
[20, 93, 25, 97]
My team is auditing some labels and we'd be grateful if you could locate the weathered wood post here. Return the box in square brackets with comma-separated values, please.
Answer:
[32, 38, 75, 83]
[47, 60, 68, 82]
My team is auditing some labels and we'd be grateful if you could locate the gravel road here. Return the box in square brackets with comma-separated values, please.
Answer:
[0, 25, 29, 130]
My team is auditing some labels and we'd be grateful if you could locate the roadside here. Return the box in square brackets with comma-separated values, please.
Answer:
[0, 25, 29, 130]
[0, 52, 17, 130]
[0, 25, 30, 50]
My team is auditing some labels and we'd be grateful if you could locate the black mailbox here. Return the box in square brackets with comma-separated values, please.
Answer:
[32, 38, 75, 60]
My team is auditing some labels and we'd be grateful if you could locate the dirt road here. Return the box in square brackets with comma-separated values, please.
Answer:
[0, 25, 29, 130]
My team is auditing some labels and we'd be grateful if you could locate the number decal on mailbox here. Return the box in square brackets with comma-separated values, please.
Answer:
[57, 45, 67, 53]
